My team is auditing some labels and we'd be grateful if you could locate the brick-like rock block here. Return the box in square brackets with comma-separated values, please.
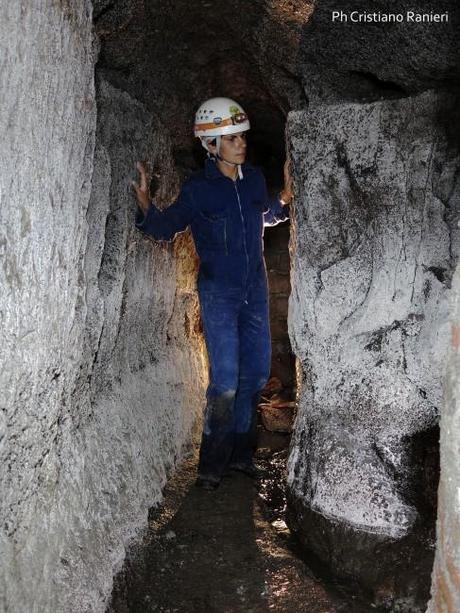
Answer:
[269, 342, 296, 388]
[271, 295, 290, 318]
[264, 250, 281, 270]
[269, 317, 289, 342]
[260, 400, 296, 433]
[268, 273, 291, 295]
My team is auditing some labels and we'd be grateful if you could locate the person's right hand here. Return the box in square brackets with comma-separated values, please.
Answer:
[131, 161, 150, 215]
[279, 159, 293, 205]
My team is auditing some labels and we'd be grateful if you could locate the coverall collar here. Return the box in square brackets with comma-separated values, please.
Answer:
[204, 157, 255, 181]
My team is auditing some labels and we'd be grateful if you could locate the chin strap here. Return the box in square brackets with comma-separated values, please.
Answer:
[202, 135, 243, 179]
[217, 155, 243, 179]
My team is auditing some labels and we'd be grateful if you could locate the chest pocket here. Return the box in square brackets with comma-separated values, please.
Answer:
[196, 210, 228, 253]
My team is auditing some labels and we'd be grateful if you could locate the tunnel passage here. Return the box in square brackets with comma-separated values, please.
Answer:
[2, 1, 460, 612]
[94, 0, 301, 433]
[94, 2, 459, 611]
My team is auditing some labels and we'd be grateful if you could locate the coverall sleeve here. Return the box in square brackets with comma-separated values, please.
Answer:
[259, 169, 289, 227]
[263, 194, 290, 227]
[135, 181, 199, 242]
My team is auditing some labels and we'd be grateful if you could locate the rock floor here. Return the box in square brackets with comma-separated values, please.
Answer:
[107, 426, 376, 613]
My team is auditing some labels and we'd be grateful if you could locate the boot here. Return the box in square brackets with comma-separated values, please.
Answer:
[197, 392, 235, 486]
[228, 390, 261, 477]
[195, 475, 220, 490]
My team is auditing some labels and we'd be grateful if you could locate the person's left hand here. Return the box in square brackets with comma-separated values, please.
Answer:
[279, 159, 293, 204]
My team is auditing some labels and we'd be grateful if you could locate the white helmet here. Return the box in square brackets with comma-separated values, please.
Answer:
[194, 97, 250, 137]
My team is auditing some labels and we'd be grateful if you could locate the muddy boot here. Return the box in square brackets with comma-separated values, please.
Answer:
[197, 391, 236, 486]
[195, 475, 220, 490]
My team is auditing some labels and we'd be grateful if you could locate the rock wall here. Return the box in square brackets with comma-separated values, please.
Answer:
[0, 3, 205, 612]
[286, 90, 459, 607]
[428, 266, 460, 611]
[2, 0, 459, 610]
[297, 0, 460, 104]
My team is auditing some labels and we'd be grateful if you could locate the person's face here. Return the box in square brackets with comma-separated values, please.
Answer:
[210, 131, 247, 163]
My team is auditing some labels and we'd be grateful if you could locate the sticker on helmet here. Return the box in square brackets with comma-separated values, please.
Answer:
[213, 117, 222, 125]
[229, 105, 240, 115]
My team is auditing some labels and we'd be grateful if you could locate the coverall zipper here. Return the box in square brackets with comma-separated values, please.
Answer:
[223, 219, 228, 255]
[234, 181, 249, 278]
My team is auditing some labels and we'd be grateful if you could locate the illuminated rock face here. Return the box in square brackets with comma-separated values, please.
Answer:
[286, 91, 460, 606]
[1, 0, 460, 611]
[428, 266, 460, 612]
[0, 4, 205, 612]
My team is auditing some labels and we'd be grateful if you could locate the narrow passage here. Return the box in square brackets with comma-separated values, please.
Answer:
[107, 426, 371, 613]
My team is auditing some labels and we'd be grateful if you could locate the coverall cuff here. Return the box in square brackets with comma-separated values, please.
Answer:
[135, 201, 162, 231]
[264, 195, 290, 226]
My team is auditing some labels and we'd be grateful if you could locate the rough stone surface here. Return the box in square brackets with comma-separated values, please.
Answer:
[0, 4, 205, 612]
[93, 0, 308, 177]
[260, 400, 296, 433]
[3, 1, 460, 610]
[285, 90, 460, 605]
[297, 0, 460, 104]
[428, 267, 460, 610]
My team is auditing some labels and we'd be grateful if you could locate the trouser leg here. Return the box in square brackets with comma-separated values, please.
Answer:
[231, 284, 271, 466]
[197, 390, 236, 479]
[197, 290, 240, 480]
[231, 390, 263, 466]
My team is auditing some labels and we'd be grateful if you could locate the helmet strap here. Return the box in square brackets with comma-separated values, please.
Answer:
[216, 155, 243, 179]
[215, 136, 243, 178]
[200, 135, 244, 179]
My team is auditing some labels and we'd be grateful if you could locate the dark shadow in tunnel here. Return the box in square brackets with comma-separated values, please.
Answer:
[107, 451, 358, 613]
[248, 106, 297, 399]
[108, 470, 269, 612]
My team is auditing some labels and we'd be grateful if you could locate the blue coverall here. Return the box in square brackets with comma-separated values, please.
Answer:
[135, 157, 289, 481]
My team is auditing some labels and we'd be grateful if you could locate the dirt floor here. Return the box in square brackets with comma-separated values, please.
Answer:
[107, 429, 373, 613]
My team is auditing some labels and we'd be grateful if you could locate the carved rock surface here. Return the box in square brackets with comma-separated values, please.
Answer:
[0, 4, 205, 612]
[297, 0, 460, 104]
[428, 267, 460, 611]
[286, 90, 460, 602]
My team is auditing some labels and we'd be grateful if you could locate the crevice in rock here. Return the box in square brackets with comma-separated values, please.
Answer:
[93, 1, 116, 21]
[426, 265, 449, 285]
[348, 70, 408, 98]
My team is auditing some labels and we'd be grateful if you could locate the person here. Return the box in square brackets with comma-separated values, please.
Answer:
[132, 97, 293, 490]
